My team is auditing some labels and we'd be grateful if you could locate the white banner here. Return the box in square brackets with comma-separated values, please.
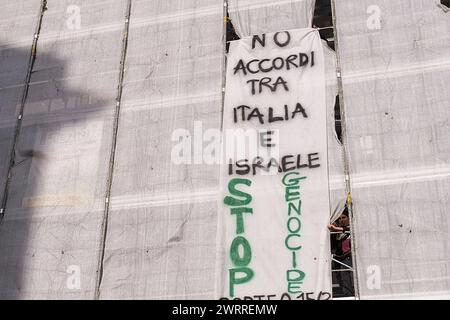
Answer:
[217, 28, 332, 300]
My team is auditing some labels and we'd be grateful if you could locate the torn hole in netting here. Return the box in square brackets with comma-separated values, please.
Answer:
[226, 12, 240, 53]
[334, 95, 343, 144]
[312, 0, 335, 51]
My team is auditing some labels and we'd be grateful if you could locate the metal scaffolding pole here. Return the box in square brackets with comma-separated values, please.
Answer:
[94, 0, 133, 300]
[330, 0, 360, 299]
[0, 0, 47, 222]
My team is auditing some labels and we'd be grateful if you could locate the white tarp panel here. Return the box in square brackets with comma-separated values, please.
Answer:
[99, 0, 223, 299]
[334, 0, 450, 298]
[217, 28, 331, 300]
[228, 0, 316, 38]
[0, 0, 127, 299]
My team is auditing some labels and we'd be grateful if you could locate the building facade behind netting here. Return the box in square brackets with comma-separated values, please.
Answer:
[0, 0, 449, 299]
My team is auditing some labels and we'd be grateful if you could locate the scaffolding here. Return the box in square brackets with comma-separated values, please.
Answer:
[0, 0, 449, 300]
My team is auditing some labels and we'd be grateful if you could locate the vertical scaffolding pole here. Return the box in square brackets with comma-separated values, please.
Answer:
[213, 0, 229, 299]
[0, 0, 47, 222]
[94, 0, 133, 300]
[330, 0, 360, 299]
[220, 0, 229, 132]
